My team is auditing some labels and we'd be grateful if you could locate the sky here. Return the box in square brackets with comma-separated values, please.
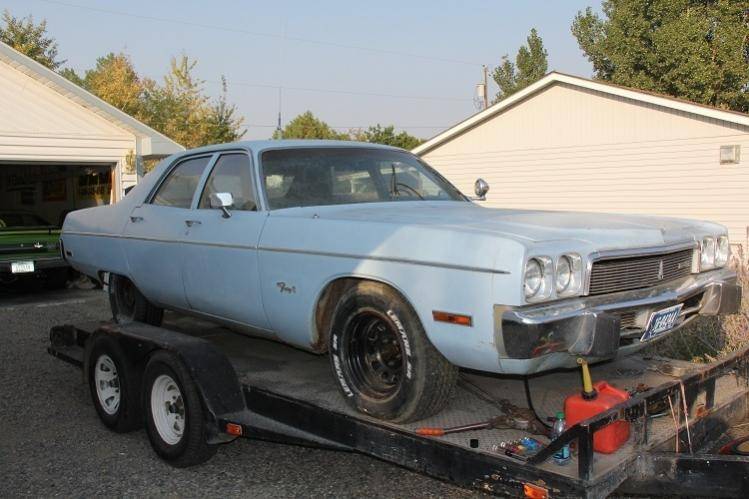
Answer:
[6, 0, 601, 140]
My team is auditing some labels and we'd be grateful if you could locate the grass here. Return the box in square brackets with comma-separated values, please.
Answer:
[650, 254, 749, 362]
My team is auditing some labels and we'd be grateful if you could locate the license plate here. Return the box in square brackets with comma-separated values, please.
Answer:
[11, 261, 35, 274]
[641, 304, 683, 341]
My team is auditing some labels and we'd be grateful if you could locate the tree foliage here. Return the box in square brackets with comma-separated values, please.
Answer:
[273, 111, 348, 140]
[351, 124, 423, 149]
[82, 53, 144, 118]
[572, 0, 749, 112]
[0, 10, 64, 70]
[61, 53, 245, 148]
[276, 114, 424, 149]
[492, 28, 548, 102]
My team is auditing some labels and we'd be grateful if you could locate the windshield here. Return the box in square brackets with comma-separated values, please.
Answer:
[260, 148, 465, 209]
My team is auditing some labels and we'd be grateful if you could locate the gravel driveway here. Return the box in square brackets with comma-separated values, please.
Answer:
[0, 287, 474, 498]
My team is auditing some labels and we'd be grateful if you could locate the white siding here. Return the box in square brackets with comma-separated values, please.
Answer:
[422, 83, 749, 251]
[0, 59, 139, 199]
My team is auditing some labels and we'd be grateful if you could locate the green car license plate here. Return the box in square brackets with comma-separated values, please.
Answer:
[641, 304, 683, 341]
[11, 261, 35, 274]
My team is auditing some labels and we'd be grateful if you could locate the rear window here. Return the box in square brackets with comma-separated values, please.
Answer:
[0, 213, 51, 228]
[151, 156, 212, 208]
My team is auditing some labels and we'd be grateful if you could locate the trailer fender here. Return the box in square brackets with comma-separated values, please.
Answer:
[88, 321, 246, 444]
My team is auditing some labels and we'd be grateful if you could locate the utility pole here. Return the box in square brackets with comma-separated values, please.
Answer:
[275, 87, 283, 138]
[482, 65, 489, 110]
[475, 65, 489, 111]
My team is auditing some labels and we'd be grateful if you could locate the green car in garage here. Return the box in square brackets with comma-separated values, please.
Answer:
[0, 211, 69, 289]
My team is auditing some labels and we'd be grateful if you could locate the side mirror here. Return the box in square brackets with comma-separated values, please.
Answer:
[210, 192, 234, 218]
[474, 178, 489, 201]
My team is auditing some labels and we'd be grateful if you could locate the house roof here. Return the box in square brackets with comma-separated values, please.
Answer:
[0, 41, 183, 157]
[413, 71, 749, 156]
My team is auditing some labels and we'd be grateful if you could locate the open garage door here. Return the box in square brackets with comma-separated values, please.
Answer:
[0, 163, 115, 228]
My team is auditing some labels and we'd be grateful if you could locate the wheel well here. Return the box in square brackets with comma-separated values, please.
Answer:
[313, 277, 411, 354]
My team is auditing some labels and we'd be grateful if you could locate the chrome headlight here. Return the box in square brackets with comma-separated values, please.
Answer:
[524, 256, 552, 302]
[556, 253, 583, 297]
[715, 235, 729, 267]
[700, 236, 716, 270]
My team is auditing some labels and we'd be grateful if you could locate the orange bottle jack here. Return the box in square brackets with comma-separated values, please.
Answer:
[564, 358, 630, 454]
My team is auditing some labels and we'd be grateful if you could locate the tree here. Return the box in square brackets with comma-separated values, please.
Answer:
[141, 55, 245, 148]
[572, 1, 749, 113]
[59, 67, 84, 86]
[0, 10, 64, 70]
[492, 28, 548, 102]
[203, 76, 246, 144]
[274, 111, 348, 140]
[82, 53, 144, 118]
[352, 124, 423, 149]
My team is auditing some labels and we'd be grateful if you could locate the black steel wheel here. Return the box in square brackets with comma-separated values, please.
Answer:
[344, 311, 405, 399]
[108, 274, 163, 326]
[329, 281, 457, 422]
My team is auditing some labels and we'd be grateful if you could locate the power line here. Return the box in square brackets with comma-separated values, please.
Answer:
[245, 124, 448, 130]
[107, 120, 448, 130]
[35, 0, 483, 67]
[203, 79, 472, 103]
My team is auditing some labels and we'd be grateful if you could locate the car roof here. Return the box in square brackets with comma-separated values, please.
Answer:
[177, 139, 404, 157]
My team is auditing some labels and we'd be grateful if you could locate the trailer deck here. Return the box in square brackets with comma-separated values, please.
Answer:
[49, 313, 749, 497]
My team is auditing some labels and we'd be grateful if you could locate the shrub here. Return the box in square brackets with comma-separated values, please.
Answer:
[650, 254, 749, 362]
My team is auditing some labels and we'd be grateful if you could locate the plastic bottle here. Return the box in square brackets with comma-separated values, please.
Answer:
[551, 411, 570, 465]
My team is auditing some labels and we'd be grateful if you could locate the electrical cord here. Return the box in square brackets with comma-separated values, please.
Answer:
[524, 377, 553, 429]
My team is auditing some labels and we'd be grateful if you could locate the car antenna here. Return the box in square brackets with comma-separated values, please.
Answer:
[391, 162, 399, 197]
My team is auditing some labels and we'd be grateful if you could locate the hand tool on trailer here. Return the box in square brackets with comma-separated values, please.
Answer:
[416, 416, 513, 436]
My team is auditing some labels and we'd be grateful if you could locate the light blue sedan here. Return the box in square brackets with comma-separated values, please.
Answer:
[61, 140, 741, 422]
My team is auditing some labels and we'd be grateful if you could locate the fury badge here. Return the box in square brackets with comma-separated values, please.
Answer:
[276, 282, 296, 294]
[657, 260, 664, 280]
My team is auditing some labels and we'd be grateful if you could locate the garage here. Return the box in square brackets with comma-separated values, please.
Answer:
[415, 72, 749, 254]
[0, 163, 114, 228]
[0, 41, 183, 230]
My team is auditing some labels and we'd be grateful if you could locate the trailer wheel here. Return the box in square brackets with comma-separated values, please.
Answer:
[328, 281, 458, 423]
[87, 334, 142, 432]
[108, 274, 163, 326]
[143, 351, 217, 467]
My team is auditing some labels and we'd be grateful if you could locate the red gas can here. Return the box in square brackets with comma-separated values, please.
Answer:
[564, 381, 630, 454]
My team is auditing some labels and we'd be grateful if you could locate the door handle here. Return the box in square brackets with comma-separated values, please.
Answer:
[129, 216, 144, 223]
[185, 220, 201, 227]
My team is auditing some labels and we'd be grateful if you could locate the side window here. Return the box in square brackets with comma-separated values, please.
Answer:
[151, 156, 211, 208]
[199, 153, 257, 211]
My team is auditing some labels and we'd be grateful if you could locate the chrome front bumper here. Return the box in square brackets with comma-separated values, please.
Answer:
[497, 267, 741, 373]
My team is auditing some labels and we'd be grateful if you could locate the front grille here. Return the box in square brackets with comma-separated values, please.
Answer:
[589, 248, 693, 296]
[617, 310, 637, 330]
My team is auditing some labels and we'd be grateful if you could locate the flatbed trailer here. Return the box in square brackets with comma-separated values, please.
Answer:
[48, 315, 749, 498]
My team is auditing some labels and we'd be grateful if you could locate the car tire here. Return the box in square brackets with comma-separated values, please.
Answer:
[328, 281, 458, 423]
[108, 274, 163, 326]
[143, 351, 217, 467]
[44, 267, 70, 290]
[87, 334, 142, 432]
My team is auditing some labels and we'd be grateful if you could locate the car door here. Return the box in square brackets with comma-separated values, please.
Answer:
[123, 154, 214, 309]
[180, 151, 271, 331]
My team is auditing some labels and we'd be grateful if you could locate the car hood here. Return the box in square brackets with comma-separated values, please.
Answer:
[280, 201, 720, 250]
